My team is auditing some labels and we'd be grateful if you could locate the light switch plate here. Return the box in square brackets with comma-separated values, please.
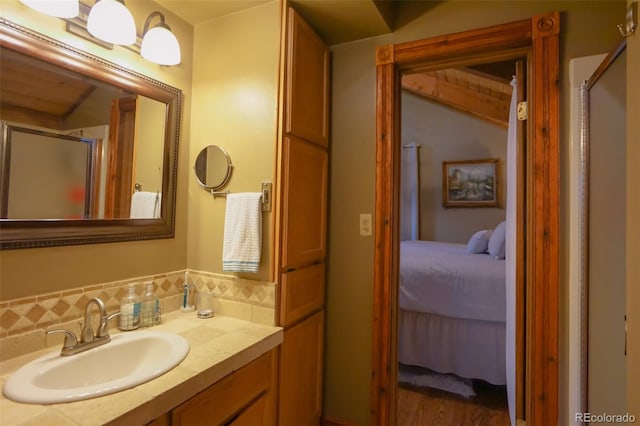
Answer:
[359, 213, 372, 236]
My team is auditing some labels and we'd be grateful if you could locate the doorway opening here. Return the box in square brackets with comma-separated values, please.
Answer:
[397, 58, 520, 425]
[371, 13, 560, 426]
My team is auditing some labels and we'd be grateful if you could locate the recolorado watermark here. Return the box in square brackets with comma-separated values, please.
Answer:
[575, 412, 636, 423]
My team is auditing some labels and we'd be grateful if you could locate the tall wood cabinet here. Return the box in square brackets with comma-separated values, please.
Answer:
[275, 5, 330, 425]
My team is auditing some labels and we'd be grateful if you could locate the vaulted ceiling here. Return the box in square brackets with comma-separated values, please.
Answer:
[156, 0, 441, 45]
[157, 0, 514, 126]
[402, 66, 514, 127]
[0, 48, 128, 129]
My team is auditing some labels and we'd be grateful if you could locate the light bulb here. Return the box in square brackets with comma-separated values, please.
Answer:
[141, 26, 181, 66]
[141, 12, 181, 66]
[20, 0, 79, 18]
[87, 0, 136, 46]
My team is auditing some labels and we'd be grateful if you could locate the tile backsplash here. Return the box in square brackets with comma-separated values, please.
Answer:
[0, 269, 275, 361]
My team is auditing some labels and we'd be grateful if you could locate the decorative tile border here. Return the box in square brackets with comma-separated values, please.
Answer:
[187, 270, 276, 308]
[0, 269, 275, 361]
[0, 270, 184, 338]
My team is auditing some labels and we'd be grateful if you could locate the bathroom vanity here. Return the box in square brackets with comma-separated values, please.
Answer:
[0, 312, 282, 426]
[166, 349, 276, 426]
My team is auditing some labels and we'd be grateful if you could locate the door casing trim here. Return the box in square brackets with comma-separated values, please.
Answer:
[371, 12, 560, 426]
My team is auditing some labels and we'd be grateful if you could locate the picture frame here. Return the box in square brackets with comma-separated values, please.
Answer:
[442, 158, 500, 208]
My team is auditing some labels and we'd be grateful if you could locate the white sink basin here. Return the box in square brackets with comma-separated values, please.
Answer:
[3, 330, 189, 404]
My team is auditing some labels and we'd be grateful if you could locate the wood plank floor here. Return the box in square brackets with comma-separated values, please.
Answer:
[397, 381, 511, 426]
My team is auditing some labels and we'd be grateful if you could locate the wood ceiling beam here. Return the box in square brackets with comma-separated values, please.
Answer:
[401, 72, 511, 127]
[0, 103, 62, 129]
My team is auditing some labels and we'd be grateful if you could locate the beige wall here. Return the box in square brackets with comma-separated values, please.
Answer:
[135, 97, 166, 194]
[402, 93, 507, 243]
[326, 2, 624, 424]
[0, 0, 193, 300]
[64, 87, 113, 129]
[626, 0, 640, 417]
[187, 1, 280, 282]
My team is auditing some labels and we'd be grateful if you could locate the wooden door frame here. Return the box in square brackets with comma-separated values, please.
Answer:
[104, 97, 136, 218]
[372, 12, 559, 426]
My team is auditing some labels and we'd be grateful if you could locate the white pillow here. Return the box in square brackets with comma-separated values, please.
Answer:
[466, 229, 493, 253]
[488, 221, 507, 259]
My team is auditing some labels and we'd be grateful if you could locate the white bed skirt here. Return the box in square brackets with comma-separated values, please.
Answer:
[398, 309, 506, 385]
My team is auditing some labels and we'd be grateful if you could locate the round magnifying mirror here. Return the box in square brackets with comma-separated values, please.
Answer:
[194, 145, 233, 190]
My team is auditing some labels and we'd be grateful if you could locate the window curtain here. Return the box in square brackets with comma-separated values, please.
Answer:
[400, 143, 420, 241]
[506, 77, 518, 426]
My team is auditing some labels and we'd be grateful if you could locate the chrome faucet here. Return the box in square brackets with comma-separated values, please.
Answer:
[47, 297, 120, 356]
[81, 297, 107, 342]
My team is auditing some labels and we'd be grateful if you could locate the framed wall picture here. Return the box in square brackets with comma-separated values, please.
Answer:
[442, 158, 500, 208]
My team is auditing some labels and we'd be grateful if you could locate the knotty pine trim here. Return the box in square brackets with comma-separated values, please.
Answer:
[373, 11, 560, 426]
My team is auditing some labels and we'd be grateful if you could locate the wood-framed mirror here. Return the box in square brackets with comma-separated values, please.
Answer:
[372, 12, 559, 425]
[0, 18, 182, 249]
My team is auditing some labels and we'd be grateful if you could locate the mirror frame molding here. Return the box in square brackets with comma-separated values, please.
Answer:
[0, 18, 182, 249]
[372, 12, 559, 425]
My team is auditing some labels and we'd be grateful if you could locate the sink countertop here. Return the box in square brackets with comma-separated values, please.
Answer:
[0, 312, 283, 426]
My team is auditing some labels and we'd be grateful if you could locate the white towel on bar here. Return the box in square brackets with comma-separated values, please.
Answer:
[130, 191, 161, 218]
[223, 192, 262, 273]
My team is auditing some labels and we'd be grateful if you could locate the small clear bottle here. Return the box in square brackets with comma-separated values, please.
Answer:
[141, 282, 159, 327]
[119, 283, 141, 331]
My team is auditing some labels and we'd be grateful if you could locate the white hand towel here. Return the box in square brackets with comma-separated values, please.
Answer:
[223, 192, 262, 273]
[130, 191, 161, 218]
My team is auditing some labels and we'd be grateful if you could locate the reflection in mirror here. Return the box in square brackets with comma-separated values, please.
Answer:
[1, 125, 97, 219]
[0, 48, 165, 220]
[194, 145, 233, 190]
[0, 18, 181, 249]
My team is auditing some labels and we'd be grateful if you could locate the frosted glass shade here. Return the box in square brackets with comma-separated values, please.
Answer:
[141, 26, 181, 66]
[87, 0, 136, 46]
[20, 0, 79, 18]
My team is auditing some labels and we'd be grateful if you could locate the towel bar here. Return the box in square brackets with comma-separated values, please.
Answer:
[210, 182, 272, 212]
[210, 189, 230, 198]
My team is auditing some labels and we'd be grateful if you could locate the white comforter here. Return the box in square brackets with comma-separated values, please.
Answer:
[399, 240, 506, 322]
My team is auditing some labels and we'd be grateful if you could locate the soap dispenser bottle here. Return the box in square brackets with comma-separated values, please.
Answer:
[141, 282, 160, 327]
[119, 283, 141, 331]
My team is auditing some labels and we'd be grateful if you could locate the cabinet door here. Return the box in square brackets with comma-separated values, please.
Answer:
[281, 135, 328, 270]
[228, 394, 267, 426]
[172, 351, 273, 426]
[284, 8, 330, 147]
[280, 263, 325, 328]
[279, 311, 324, 426]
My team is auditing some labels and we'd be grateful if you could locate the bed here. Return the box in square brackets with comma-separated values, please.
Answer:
[398, 240, 506, 385]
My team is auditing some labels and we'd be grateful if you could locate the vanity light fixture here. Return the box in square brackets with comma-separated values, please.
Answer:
[23, 0, 181, 66]
[20, 0, 79, 18]
[86, 0, 136, 45]
[140, 11, 181, 66]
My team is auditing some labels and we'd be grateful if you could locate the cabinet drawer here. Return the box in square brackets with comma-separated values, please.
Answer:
[228, 394, 267, 426]
[280, 264, 325, 327]
[172, 350, 273, 426]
